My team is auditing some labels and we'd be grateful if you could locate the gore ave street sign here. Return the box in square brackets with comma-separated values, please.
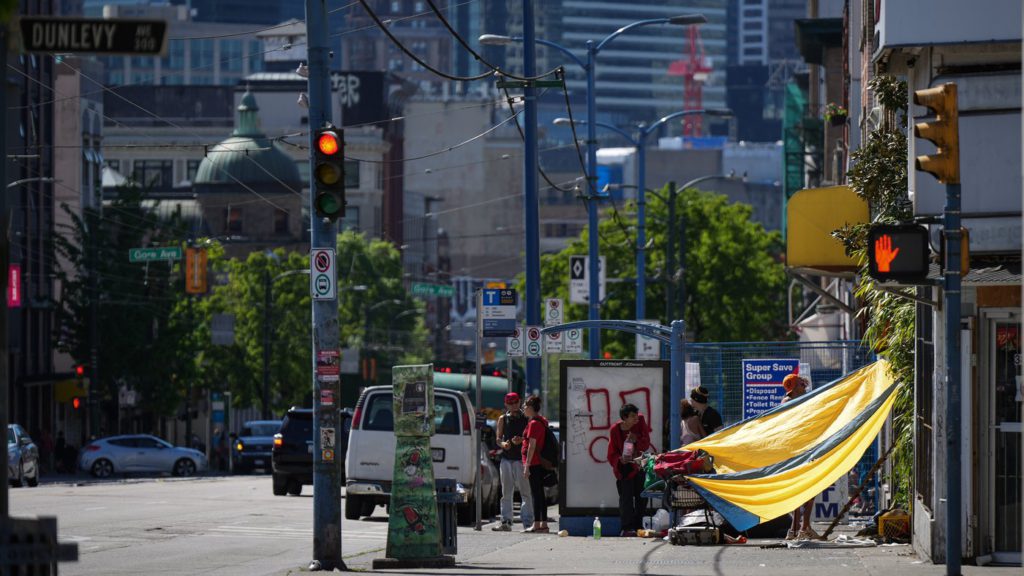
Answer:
[411, 282, 455, 298]
[129, 246, 181, 262]
[20, 17, 168, 55]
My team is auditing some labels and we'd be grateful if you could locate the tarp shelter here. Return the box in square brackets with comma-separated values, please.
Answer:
[681, 360, 898, 531]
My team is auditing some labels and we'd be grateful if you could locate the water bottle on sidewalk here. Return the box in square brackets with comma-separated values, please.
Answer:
[593, 517, 602, 540]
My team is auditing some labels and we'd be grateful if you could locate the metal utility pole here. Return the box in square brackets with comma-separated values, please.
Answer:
[262, 270, 272, 420]
[522, 0, 542, 399]
[304, 0, 344, 569]
[0, 24, 9, 518]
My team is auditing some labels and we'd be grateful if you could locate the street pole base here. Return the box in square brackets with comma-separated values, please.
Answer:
[371, 555, 455, 570]
[307, 559, 348, 571]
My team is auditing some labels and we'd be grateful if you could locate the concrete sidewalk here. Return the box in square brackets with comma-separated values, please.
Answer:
[330, 520, 1020, 576]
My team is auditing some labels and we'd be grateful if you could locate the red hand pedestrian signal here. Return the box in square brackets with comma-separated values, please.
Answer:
[867, 224, 930, 283]
[873, 234, 900, 272]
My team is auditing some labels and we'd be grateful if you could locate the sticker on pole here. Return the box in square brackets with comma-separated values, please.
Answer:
[544, 298, 563, 326]
[525, 325, 542, 358]
[310, 248, 336, 300]
[545, 330, 563, 353]
[507, 326, 524, 357]
[564, 328, 583, 353]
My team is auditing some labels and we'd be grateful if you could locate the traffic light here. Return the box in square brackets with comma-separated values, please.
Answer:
[313, 125, 346, 220]
[75, 364, 85, 379]
[913, 83, 959, 184]
[867, 224, 931, 283]
[72, 397, 82, 410]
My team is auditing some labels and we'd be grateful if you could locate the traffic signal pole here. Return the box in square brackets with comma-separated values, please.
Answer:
[913, 82, 961, 576]
[304, 0, 344, 569]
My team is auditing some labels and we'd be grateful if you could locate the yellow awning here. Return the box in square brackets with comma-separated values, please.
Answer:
[786, 185, 869, 272]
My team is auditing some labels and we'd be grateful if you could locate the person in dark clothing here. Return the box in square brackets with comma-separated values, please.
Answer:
[607, 403, 652, 537]
[690, 386, 723, 438]
[491, 392, 533, 531]
[521, 395, 550, 533]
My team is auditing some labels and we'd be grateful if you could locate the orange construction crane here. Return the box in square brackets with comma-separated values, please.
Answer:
[668, 25, 713, 137]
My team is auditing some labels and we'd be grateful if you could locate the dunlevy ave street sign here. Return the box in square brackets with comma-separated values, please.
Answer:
[19, 17, 168, 55]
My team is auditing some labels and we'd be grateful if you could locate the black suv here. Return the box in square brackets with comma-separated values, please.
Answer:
[271, 407, 352, 496]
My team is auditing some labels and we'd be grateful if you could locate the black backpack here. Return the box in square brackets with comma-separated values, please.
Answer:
[539, 423, 559, 470]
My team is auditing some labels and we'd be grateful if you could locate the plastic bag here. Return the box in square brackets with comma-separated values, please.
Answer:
[644, 456, 658, 488]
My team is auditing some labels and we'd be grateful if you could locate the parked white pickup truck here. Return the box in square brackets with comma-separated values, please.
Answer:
[344, 385, 500, 525]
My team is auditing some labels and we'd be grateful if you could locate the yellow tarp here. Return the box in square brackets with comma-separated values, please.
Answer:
[680, 360, 898, 530]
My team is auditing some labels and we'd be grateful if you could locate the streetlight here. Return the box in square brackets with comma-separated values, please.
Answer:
[555, 109, 732, 321]
[480, 13, 706, 359]
[261, 268, 366, 418]
[6, 176, 55, 188]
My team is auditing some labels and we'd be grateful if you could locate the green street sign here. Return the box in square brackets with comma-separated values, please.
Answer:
[411, 282, 454, 298]
[129, 246, 182, 263]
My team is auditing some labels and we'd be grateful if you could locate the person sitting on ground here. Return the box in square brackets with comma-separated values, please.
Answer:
[607, 403, 652, 537]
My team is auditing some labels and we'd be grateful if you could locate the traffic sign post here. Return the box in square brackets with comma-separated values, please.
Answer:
[569, 255, 605, 305]
[19, 17, 168, 55]
[480, 289, 516, 338]
[525, 326, 542, 358]
[310, 248, 336, 300]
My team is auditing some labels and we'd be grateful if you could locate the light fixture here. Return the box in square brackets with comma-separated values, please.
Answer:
[295, 62, 309, 78]
[297, 92, 309, 109]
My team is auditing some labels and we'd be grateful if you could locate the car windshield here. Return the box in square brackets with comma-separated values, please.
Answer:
[242, 423, 280, 436]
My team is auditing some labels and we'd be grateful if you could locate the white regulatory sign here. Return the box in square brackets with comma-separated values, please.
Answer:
[507, 327, 524, 357]
[525, 325, 542, 358]
[564, 328, 583, 353]
[569, 255, 605, 305]
[310, 249, 336, 300]
[545, 298, 563, 326]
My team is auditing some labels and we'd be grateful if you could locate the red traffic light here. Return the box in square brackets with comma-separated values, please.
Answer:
[72, 397, 82, 410]
[317, 131, 340, 156]
[75, 365, 85, 377]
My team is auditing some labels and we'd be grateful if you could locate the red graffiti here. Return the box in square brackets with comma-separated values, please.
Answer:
[619, 387, 652, 423]
[589, 435, 609, 464]
[585, 388, 610, 430]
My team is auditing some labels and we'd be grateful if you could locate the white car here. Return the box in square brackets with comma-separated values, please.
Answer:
[79, 434, 208, 478]
[345, 386, 500, 525]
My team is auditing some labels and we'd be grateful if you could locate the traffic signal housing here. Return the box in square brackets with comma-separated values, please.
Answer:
[913, 83, 959, 184]
[867, 224, 931, 284]
[313, 125, 346, 220]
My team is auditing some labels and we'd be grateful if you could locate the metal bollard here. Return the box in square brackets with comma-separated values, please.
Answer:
[435, 478, 459, 555]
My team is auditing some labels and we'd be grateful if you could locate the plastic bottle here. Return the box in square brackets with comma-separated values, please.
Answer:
[593, 517, 602, 540]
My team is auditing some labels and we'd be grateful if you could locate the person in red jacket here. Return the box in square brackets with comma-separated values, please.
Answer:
[607, 403, 651, 537]
[521, 395, 550, 534]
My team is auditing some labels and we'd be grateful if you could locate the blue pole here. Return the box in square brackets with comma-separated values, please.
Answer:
[669, 320, 685, 450]
[635, 131, 647, 322]
[523, 0, 542, 393]
[944, 182, 962, 576]
[304, 0, 343, 569]
[586, 41, 600, 359]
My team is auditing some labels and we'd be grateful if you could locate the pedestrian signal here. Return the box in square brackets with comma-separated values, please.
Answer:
[313, 125, 346, 220]
[867, 224, 931, 284]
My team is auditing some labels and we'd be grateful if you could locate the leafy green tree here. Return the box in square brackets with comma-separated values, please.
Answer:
[54, 186, 187, 417]
[186, 230, 428, 412]
[532, 185, 788, 358]
[833, 74, 915, 508]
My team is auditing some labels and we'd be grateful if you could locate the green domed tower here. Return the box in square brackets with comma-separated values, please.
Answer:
[194, 89, 305, 256]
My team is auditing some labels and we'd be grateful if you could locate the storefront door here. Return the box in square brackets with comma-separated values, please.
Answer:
[989, 315, 1021, 564]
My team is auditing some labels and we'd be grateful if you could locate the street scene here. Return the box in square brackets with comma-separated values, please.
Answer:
[2, 0, 1023, 574]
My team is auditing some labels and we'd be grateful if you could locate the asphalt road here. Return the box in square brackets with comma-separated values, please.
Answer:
[8, 475, 1022, 575]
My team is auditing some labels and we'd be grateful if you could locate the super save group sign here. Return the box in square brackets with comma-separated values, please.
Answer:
[741, 358, 799, 419]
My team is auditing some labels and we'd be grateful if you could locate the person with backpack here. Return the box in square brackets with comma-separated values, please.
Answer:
[521, 395, 551, 533]
[491, 392, 534, 531]
[607, 403, 651, 537]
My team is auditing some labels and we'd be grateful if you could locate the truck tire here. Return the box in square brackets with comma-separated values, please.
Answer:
[272, 473, 288, 496]
[345, 495, 364, 520]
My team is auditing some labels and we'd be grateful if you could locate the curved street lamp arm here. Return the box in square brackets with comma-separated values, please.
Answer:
[595, 17, 675, 53]
[534, 38, 587, 70]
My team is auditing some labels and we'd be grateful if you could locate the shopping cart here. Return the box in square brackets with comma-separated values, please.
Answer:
[640, 452, 721, 545]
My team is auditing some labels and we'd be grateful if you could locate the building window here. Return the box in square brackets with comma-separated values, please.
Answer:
[274, 209, 289, 234]
[163, 39, 185, 70]
[248, 41, 264, 72]
[390, 0, 401, 12]
[106, 159, 120, 173]
[345, 160, 360, 188]
[191, 39, 214, 69]
[743, 47, 763, 55]
[185, 159, 202, 183]
[131, 56, 152, 69]
[131, 160, 173, 188]
[340, 206, 360, 232]
[388, 58, 404, 71]
[743, 21, 761, 30]
[221, 40, 243, 72]
[743, 34, 763, 43]
[742, 8, 762, 17]
[224, 207, 243, 234]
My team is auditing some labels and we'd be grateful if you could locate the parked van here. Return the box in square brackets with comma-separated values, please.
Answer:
[344, 385, 499, 524]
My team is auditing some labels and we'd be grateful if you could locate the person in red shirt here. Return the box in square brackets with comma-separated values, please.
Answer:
[607, 403, 651, 537]
[521, 395, 550, 533]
